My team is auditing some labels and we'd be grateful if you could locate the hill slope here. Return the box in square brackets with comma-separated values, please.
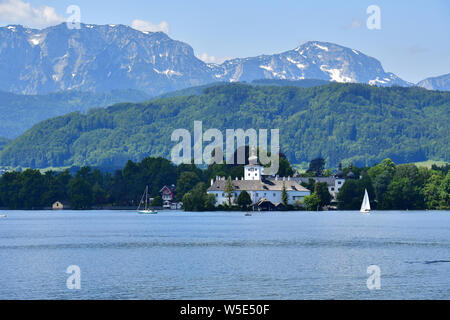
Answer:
[0, 79, 326, 139]
[0, 137, 9, 152]
[417, 74, 450, 91]
[1, 23, 410, 95]
[0, 89, 151, 138]
[0, 83, 448, 168]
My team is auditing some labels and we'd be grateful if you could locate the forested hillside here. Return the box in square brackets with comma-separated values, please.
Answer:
[0, 89, 151, 138]
[0, 83, 448, 169]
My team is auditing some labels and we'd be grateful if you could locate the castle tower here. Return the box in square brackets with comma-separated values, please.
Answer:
[245, 147, 262, 181]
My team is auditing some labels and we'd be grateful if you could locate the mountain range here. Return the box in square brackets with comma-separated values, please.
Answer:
[2, 23, 448, 95]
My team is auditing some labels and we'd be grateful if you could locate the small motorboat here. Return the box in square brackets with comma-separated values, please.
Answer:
[244, 213, 252, 216]
[0, 214, 6, 218]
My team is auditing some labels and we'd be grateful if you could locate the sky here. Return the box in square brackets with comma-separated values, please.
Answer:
[0, 0, 449, 83]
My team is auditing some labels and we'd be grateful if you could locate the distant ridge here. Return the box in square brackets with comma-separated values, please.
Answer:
[417, 74, 450, 91]
[0, 89, 151, 139]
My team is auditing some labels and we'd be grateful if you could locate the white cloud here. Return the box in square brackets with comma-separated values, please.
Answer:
[197, 53, 232, 64]
[131, 19, 169, 34]
[0, 0, 64, 28]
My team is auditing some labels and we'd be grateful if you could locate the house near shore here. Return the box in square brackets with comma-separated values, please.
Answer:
[52, 201, 71, 210]
[207, 149, 311, 209]
[290, 163, 357, 199]
[160, 185, 182, 209]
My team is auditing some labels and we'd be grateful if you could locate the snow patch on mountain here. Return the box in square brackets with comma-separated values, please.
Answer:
[314, 43, 329, 51]
[28, 34, 45, 46]
[154, 68, 183, 77]
[320, 65, 353, 83]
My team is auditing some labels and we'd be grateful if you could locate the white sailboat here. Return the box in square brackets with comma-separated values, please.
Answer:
[137, 186, 158, 215]
[360, 189, 371, 214]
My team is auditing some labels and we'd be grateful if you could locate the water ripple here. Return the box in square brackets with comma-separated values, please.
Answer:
[1, 239, 449, 250]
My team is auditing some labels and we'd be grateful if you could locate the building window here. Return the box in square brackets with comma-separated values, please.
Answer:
[338, 181, 342, 185]
[331, 187, 335, 191]
[273, 193, 276, 197]
[256, 193, 259, 197]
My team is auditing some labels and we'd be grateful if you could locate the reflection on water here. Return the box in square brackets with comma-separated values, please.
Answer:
[0, 210, 449, 300]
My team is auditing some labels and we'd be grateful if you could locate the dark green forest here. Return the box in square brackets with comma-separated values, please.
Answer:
[0, 83, 449, 169]
[0, 156, 448, 211]
[0, 157, 249, 210]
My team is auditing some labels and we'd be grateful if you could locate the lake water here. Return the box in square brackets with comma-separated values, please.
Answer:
[0, 210, 449, 300]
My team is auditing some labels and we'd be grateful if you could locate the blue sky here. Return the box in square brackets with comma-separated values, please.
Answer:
[1, 0, 449, 83]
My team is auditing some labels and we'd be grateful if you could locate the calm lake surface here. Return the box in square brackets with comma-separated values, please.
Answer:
[0, 210, 449, 300]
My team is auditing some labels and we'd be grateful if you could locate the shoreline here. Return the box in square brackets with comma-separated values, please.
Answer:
[1, 209, 447, 212]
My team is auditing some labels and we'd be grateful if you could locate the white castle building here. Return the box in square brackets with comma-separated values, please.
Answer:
[207, 149, 310, 208]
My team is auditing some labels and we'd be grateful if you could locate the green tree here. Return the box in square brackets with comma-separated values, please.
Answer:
[92, 182, 106, 205]
[204, 194, 217, 211]
[383, 177, 424, 210]
[337, 179, 365, 210]
[368, 158, 396, 181]
[18, 169, 47, 209]
[422, 173, 443, 209]
[307, 158, 325, 177]
[281, 182, 289, 206]
[182, 182, 209, 211]
[373, 171, 392, 209]
[237, 190, 252, 210]
[68, 177, 93, 210]
[176, 171, 200, 201]
[438, 172, 450, 209]
[151, 196, 163, 207]
[277, 157, 295, 177]
[314, 182, 332, 207]
[303, 194, 320, 211]
[224, 177, 235, 206]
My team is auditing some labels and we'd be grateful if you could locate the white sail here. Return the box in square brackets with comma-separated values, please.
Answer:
[137, 186, 158, 214]
[360, 189, 371, 213]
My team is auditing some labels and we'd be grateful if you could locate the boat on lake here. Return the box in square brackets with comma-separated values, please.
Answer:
[0, 214, 6, 218]
[360, 189, 371, 214]
[137, 186, 158, 215]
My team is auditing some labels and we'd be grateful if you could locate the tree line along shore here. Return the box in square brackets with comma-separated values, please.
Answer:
[0, 155, 448, 211]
